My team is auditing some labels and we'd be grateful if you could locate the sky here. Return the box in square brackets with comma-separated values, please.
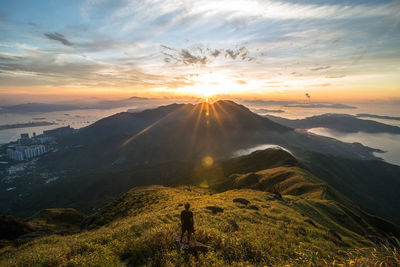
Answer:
[0, 0, 400, 103]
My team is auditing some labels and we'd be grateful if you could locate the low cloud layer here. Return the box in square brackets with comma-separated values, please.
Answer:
[284, 103, 357, 109]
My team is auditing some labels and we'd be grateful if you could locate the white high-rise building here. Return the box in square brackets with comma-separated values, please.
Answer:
[24, 145, 46, 159]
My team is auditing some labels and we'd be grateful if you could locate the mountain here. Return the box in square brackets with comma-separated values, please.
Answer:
[41, 101, 379, 172]
[0, 96, 159, 113]
[357, 113, 400, 121]
[265, 113, 400, 134]
[2, 119, 399, 265]
[0, 103, 78, 113]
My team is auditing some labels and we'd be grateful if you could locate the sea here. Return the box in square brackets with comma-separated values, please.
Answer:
[0, 107, 132, 144]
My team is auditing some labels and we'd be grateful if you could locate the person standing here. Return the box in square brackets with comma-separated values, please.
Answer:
[180, 203, 194, 244]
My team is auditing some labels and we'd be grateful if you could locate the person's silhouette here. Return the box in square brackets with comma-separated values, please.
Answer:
[180, 203, 194, 244]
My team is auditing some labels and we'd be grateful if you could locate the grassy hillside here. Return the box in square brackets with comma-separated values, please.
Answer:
[1, 185, 399, 266]
[295, 150, 400, 225]
[0, 148, 299, 217]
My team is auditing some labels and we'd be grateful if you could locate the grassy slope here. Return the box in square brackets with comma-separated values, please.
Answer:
[295, 150, 400, 225]
[1, 184, 399, 266]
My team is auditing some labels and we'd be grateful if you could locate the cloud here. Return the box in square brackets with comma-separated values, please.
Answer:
[225, 49, 240, 60]
[44, 32, 74, 46]
[236, 80, 247, 84]
[310, 66, 330, 71]
[162, 45, 255, 66]
[284, 103, 356, 109]
[2, 0, 399, 99]
[240, 100, 357, 110]
[211, 49, 221, 57]
[28, 21, 38, 27]
[254, 108, 285, 114]
[180, 49, 207, 65]
[291, 72, 304, 76]
[311, 83, 330, 87]
[326, 74, 346, 79]
[352, 1, 400, 64]
[0, 45, 192, 89]
[225, 47, 254, 61]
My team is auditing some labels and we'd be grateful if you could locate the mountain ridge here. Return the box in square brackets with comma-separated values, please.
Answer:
[265, 113, 400, 134]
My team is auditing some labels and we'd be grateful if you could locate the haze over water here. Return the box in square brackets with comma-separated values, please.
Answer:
[309, 128, 400, 166]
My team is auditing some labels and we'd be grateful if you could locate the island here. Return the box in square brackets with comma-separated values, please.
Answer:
[0, 121, 56, 131]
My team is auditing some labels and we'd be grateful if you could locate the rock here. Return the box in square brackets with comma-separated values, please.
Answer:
[229, 220, 239, 231]
[248, 205, 259, 210]
[205, 206, 224, 214]
[0, 215, 35, 240]
[233, 198, 250, 205]
[173, 232, 209, 260]
[320, 189, 327, 200]
[328, 229, 342, 241]
[273, 192, 282, 200]
[304, 219, 317, 228]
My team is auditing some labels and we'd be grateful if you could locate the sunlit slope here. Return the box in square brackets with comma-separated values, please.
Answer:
[295, 150, 400, 225]
[211, 164, 399, 241]
[2, 185, 398, 266]
[220, 166, 328, 198]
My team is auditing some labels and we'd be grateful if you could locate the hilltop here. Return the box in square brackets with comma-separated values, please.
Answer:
[1, 183, 398, 266]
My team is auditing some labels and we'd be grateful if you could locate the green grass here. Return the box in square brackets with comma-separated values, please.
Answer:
[1, 185, 398, 266]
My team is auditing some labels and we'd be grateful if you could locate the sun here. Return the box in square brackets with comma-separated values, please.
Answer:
[201, 87, 216, 98]
[178, 72, 232, 98]
[167, 71, 251, 98]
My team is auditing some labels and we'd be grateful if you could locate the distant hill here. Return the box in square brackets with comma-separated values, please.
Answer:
[0, 96, 160, 113]
[265, 113, 400, 134]
[357, 113, 400, 121]
[0, 103, 77, 113]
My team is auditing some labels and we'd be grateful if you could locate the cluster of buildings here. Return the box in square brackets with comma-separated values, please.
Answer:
[2, 126, 75, 176]
[6, 133, 47, 161]
[7, 163, 27, 175]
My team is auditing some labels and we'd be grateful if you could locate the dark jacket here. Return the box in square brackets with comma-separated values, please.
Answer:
[181, 210, 193, 229]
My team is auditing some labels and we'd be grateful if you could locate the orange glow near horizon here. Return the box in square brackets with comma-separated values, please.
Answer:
[1, 73, 400, 103]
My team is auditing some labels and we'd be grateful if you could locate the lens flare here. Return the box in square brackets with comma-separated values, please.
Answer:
[202, 156, 214, 167]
